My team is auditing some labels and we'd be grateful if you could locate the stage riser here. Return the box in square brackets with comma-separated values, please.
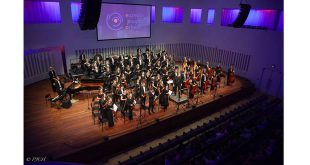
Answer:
[55, 80, 255, 163]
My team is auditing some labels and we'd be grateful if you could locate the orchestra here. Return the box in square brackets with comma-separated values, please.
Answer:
[48, 47, 236, 128]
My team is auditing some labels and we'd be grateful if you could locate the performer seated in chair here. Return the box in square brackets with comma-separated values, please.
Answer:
[54, 76, 64, 95]
[48, 76, 67, 103]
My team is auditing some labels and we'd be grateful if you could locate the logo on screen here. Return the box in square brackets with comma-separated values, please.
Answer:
[106, 13, 124, 31]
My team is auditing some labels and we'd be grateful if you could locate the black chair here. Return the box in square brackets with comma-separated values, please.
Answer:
[91, 103, 101, 125]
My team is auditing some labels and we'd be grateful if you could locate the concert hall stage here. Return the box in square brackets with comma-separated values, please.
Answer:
[24, 76, 254, 163]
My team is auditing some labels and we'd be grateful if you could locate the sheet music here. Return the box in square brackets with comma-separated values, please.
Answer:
[113, 104, 118, 112]
[167, 80, 174, 84]
[168, 90, 172, 95]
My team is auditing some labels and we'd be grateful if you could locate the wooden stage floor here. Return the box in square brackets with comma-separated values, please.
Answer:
[24, 78, 243, 159]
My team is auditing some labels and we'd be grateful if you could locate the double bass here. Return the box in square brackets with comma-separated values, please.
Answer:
[227, 66, 235, 86]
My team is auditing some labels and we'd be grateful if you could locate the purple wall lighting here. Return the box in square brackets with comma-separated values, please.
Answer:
[190, 9, 202, 24]
[207, 9, 215, 24]
[221, 9, 278, 30]
[24, 1, 61, 24]
[162, 7, 183, 23]
[277, 11, 283, 32]
[151, 6, 155, 23]
[71, 2, 82, 23]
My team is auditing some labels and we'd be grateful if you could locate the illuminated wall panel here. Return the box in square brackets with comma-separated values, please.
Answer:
[71, 2, 82, 23]
[190, 9, 202, 24]
[221, 9, 278, 30]
[207, 9, 215, 24]
[24, 1, 61, 24]
[162, 7, 183, 23]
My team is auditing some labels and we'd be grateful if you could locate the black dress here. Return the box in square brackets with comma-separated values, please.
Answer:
[106, 104, 114, 127]
[161, 89, 169, 108]
[148, 91, 155, 113]
[99, 99, 107, 119]
[126, 98, 134, 120]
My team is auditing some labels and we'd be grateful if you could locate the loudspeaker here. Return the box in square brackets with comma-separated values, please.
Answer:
[232, 4, 251, 28]
[61, 99, 72, 109]
[78, 0, 102, 30]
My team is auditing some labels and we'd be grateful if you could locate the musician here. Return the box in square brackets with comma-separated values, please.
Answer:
[109, 56, 115, 72]
[215, 63, 223, 77]
[155, 60, 161, 74]
[193, 61, 199, 73]
[136, 53, 144, 68]
[120, 89, 127, 113]
[206, 62, 212, 79]
[160, 85, 170, 111]
[154, 74, 160, 87]
[79, 54, 87, 70]
[227, 64, 235, 86]
[211, 71, 218, 90]
[173, 71, 182, 96]
[48, 67, 57, 92]
[146, 55, 152, 69]
[125, 93, 135, 120]
[119, 57, 125, 70]
[178, 68, 183, 80]
[146, 70, 152, 88]
[97, 86, 105, 99]
[140, 82, 147, 110]
[200, 69, 207, 94]
[162, 69, 169, 85]
[54, 76, 64, 95]
[116, 67, 121, 77]
[183, 57, 188, 70]
[141, 71, 146, 80]
[120, 73, 127, 88]
[125, 65, 132, 76]
[148, 88, 156, 114]
[135, 79, 141, 102]
[189, 76, 197, 99]
[186, 58, 191, 72]
[93, 58, 100, 76]
[129, 58, 135, 68]
[161, 53, 166, 63]
[106, 97, 114, 127]
[137, 48, 142, 57]
[163, 57, 169, 68]
[111, 79, 117, 99]
[99, 93, 107, 119]
[143, 48, 150, 62]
